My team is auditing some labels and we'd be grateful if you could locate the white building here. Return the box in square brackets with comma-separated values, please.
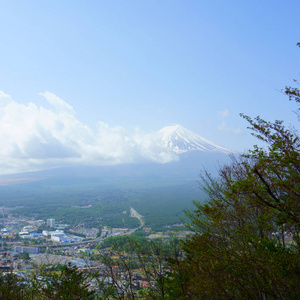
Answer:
[45, 230, 66, 242]
[22, 225, 36, 233]
[20, 234, 32, 239]
[47, 219, 55, 228]
[51, 235, 65, 242]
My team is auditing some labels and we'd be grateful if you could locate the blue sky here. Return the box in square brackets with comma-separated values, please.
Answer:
[0, 1, 300, 174]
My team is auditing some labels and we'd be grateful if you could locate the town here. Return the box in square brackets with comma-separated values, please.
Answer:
[0, 205, 191, 298]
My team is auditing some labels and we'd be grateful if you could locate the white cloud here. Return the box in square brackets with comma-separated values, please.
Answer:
[0, 91, 12, 99]
[217, 121, 243, 136]
[39, 91, 75, 115]
[218, 108, 229, 117]
[0, 91, 12, 107]
[0, 91, 177, 174]
[133, 129, 179, 163]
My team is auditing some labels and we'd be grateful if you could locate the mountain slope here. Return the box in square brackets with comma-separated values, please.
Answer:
[156, 125, 231, 154]
[0, 125, 233, 183]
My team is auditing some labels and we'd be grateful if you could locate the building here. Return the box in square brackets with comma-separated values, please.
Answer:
[22, 225, 36, 233]
[42, 230, 66, 242]
[1, 228, 12, 233]
[47, 219, 55, 228]
[34, 220, 45, 227]
[12, 246, 40, 254]
[51, 233, 66, 242]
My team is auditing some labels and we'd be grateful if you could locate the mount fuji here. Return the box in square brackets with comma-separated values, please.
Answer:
[156, 125, 231, 154]
[0, 125, 233, 184]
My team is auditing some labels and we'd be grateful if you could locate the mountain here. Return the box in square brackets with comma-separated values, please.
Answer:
[156, 125, 231, 154]
[0, 125, 233, 185]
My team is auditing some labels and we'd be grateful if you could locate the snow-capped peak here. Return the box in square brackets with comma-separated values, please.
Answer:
[157, 125, 231, 154]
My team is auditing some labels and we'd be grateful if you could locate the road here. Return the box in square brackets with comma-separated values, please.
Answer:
[130, 207, 144, 227]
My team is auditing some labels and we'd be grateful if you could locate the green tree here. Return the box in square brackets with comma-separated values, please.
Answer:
[98, 236, 181, 299]
[19, 252, 30, 261]
[0, 273, 27, 300]
[30, 263, 96, 299]
[180, 68, 300, 297]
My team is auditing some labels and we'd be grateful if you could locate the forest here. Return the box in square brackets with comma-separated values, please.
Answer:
[0, 179, 199, 231]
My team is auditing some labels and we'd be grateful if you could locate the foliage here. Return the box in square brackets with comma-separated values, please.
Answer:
[18, 252, 30, 261]
[0, 180, 198, 230]
[179, 79, 300, 298]
[98, 236, 181, 299]
[131, 229, 148, 237]
[0, 272, 28, 300]
[30, 263, 96, 299]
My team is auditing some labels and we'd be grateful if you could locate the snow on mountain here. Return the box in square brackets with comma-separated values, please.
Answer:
[156, 125, 231, 154]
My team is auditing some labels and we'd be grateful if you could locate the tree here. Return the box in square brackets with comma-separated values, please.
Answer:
[0, 272, 28, 300]
[97, 236, 181, 299]
[180, 64, 300, 298]
[19, 251, 30, 261]
[30, 263, 96, 299]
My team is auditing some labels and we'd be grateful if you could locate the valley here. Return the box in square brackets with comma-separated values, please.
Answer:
[0, 177, 203, 232]
[0, 125, 230, 232]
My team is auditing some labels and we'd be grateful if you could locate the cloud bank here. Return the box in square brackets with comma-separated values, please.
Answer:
[0, 91, 178, 175]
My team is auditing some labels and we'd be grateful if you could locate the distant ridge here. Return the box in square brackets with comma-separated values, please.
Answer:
[157, 125, 231, 154]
